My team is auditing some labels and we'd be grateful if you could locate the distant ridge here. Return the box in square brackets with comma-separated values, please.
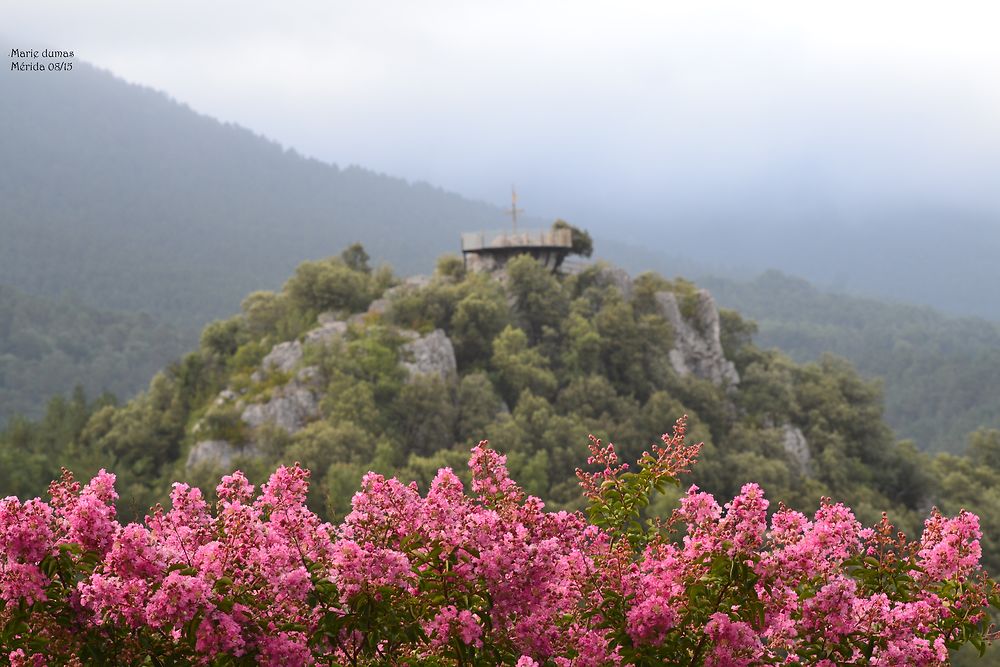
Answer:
[0, 61, 542, 330]
[704, 270, 1000, 454]
[0, 283, 187, 422]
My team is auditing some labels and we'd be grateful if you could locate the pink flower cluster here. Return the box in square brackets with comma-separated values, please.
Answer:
[0, 428, 995, 665]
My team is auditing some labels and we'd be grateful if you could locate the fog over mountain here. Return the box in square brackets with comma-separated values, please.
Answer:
[7, 1, 1000, 317]
[0, 62, 535, 330]
[6, 9, 1000, 661]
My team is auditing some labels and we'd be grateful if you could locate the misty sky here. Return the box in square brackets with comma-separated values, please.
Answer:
[6, 0, 1000, 237]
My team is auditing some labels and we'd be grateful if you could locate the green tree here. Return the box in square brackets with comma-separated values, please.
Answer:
[435, 254, 466, 281]
[392, 375, 457, 456]
[552, 219, 594, 258]
[561, 312, 602, 376]
[505, 255, 568, 344]
[968, 429, 1000, 471]
[340, 243, 371, 274]
[450, 287, 509, 369]
[490, 325, 558, 406]
[455, 372, 504, 444]
[200, 317, 247, 358]
[241, 291, 288, 337]
[285, 257, 372, 314]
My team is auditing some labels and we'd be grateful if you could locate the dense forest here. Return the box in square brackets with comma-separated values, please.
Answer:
[7, 60, 1000, 468]
[0, 285, 188, 422]
[704, 271, 1000, 454]
[3, 246, 998, 570]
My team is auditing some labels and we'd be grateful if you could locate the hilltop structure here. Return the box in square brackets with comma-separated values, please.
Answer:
[461, 188, 574, 272]
[461, 227, 573, 273]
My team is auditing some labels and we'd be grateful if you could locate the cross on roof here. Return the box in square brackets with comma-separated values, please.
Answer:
[506, 185, 524, 232]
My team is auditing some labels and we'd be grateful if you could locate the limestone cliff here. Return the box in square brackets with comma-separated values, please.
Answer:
[187, 305, 459, 471]
[654, 289, 740, 388]
[188, 263, 752, 472]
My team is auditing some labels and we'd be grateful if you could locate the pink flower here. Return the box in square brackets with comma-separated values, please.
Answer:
[918, 508, 982, 581]
[8, 649, 46, 667]
[0, 428, 992, 665]
[0, 561, 48, 605]
[216, 470, 255, 505]
[145, 571, 212, 629]
[62, 472, 119, 554]
[195, 610, 246, 656]
[257, 628, 312, 666]
[470, 440, 523, 505]
[704, 612, 763, 667]
[78, 573, 149, 627]
[425, 605, 483, 648]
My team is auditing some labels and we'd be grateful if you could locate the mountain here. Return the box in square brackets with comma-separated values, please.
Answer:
[0, 250, 945, 551]
[603, 201, 1000, 321]
[702, 270, 1000, 454]
[0, 284, 188, 422]
[3, 251, 999, 663]
[0, 62, 539, 331]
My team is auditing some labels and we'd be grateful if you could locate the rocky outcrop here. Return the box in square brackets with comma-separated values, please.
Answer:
[404, 274, 432, 289]
[400, 329, 457, 381]
[187, 308, 381, 471]
[214, 389, 237, 406]
[655, 290, 739, 387]
[188, 372, 321, 471]
[386, 275, 431, 294]
[781, 424, 810, 474]
[261, 340, 302, 374]
[317, 312, 340, 326]
[240, 368, 321, 434]
[186, 439, 258, 471]
[593, 265, 633, 300]
[253, 340, 303, 381]
[382, 275, 432, 303]
[366, 298, 389, 317]
[305, 317, 347, 345]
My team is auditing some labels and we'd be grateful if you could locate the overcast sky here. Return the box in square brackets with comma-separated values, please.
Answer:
[6, 0, 1000, 233]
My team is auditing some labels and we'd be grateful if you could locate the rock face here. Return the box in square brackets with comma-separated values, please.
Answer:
[240, 378, 320, 434]
[366, 298, 389, 317]
[655, 290, 739, 387]
[317, 312, 340, 326]
[214, 389, 237, 406]
[781, 424, 811, 474]
[186, 439, 257, 471]
[400, 329, 457, 381]
[382, 275, 432, 303]
[593, 265, 633, 301]
[260, 341, 303, 374]
[305, 317, 347, 345]
[191, 271, 744, 476]
[189, 373, 322, 471]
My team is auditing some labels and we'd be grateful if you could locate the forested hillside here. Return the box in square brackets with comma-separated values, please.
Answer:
[5, 248, 1000, 663]
[704, 270, 1000, 454]
[0, 284, 188, 422]
[10, 59, 998, 457]
[0, 62, 535, 330]
[5, 247, 997, 565]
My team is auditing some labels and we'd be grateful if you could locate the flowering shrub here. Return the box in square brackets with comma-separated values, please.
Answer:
[1, 417, 996, 665]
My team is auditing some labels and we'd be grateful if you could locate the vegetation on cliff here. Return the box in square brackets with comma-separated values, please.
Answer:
[0, 248, 971, 554]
